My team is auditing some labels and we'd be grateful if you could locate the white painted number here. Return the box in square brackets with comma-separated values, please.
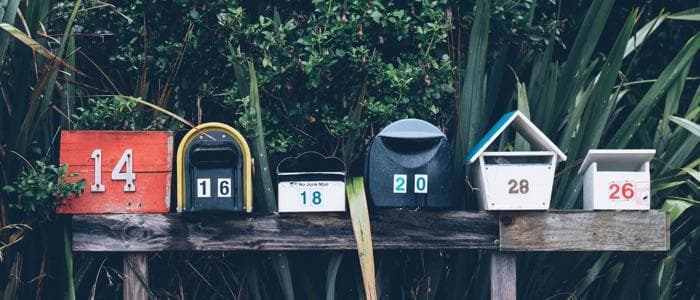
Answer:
[415, 174, 428, 193]
[111, 149, 136, 192]
[393, 174, 407, 193]
[218, 178, 232, 197]
[89, 149, 136, 192]
[90, 149, 105, 192]
[197, 178, 211, 197]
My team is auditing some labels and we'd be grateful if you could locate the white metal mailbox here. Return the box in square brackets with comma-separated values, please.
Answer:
[277, 152, 346, 212]
[466, 111, 566, 210]
[579, 149, 654, 210]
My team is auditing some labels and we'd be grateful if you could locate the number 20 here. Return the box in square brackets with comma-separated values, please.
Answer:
[90, 149, 136, 192]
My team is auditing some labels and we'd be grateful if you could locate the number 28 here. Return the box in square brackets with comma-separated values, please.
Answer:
[90, 149, 136, 192]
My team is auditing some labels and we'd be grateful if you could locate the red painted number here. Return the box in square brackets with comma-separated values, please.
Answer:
[609, 182, 635, 200]
[609, 183, 620, 199]
[621, 183, 634, 199]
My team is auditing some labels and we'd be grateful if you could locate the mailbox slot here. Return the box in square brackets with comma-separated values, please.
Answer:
[176, 123, 253, 213]
[190, 143, 238, 165]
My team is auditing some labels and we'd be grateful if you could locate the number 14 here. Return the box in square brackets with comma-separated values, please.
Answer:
[90, 149, 136, 192]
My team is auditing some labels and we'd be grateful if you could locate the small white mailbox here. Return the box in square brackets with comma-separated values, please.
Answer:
[466, 111, 566, 210]
[277, 152, 347, 213]
[579, 149, 654, 210]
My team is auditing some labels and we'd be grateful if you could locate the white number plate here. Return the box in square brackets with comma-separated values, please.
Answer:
[278, 181, 346, 212]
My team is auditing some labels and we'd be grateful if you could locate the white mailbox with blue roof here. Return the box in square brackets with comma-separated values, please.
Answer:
[466, 111, 567, 210]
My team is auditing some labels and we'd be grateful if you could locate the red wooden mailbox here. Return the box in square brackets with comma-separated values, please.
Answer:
[58, 131, 174, 214]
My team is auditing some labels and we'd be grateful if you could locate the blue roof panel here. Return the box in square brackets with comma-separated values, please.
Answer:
[465, 111, 518, 163]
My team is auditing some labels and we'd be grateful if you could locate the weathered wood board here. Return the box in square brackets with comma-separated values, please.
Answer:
[490, 252, 516, 300]
[72, 210, 669, 252]
[498, 210, 669, 251]
[123, 254, 148, 300]
[72, 210, 499, 251]
[59, 131, 173, 214]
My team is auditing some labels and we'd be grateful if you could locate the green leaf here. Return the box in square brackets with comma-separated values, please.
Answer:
[681, 166, 700, 182]
[346, 177, 377, 300]
[557, 9, 638, 208]
[662, 199, 694, 224]
[650, 256, 676, 300]
[597, 262, 624, 299]
[247, 61, 276, 212]
[513, 71, 531, 151]
[454, 0, 490, 203]
[624, 12, 667, 57]
[669, 115, 700, 137]
[609, 32, 700, 147]
[555, 0, 616, 120]
[572, 252, 611, 298]
[654, 63, 690, 149]
[0, 23, 83, 75]
[456, 0, 490, 153]
[667, 7, 700, 21]
[325, 253, 344, 300]
[652, 180, 685, 194]
[0, 0, 20, 67]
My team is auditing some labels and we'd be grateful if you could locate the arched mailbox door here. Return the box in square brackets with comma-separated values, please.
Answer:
[365, 119, 452, 208]
[177, 122, 252, 212]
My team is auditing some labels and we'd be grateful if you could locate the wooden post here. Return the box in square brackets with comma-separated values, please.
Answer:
[490, 252, 516, 300]
[123, 254, 148, 300]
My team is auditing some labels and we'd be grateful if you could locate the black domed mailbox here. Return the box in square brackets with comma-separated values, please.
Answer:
[176, 122, 253, 212]
[277, 152, 346, 212]
[364, 119, 452, 208]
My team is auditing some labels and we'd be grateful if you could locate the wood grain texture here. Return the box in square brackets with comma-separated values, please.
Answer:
[59, 131, 173, 214]
[123, 254, 148, 300]
[72, 210, 499, 252]
[490, 252, 516, 300]
[499, 210, 669, 251]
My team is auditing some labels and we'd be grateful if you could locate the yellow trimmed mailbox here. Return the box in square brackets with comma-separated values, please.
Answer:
[579, 149, 654, 210]
[466, 111, 566, 210]
[176, 122, 253, 212]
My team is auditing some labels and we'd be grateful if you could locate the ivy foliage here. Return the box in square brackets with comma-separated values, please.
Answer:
[62, 0, 560, 158]
[2, 161, 85, 219]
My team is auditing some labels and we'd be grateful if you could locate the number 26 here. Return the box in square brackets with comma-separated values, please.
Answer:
[609, 183, 634, 199]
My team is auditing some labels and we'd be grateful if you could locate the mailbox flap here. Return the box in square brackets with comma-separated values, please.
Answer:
[190, 142, 239, 165]
[578, 149, 655, 174]
[377, 119, 445, 139]
[276, 151, 346, 177]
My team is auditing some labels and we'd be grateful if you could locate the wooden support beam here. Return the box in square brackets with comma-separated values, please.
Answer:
[72, 210, 499, 252]
[123, 254, 148, 300]
[490, 252, 516, 300]
[498, 210, 669, 251]
[72, 210, 669, 252]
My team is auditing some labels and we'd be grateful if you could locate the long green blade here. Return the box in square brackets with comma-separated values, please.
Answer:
[346, 177, 376, 300]
[609, 32, 700, 147]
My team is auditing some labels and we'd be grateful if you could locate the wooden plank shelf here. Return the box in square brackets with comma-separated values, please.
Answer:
[72, 210, 668, 252]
